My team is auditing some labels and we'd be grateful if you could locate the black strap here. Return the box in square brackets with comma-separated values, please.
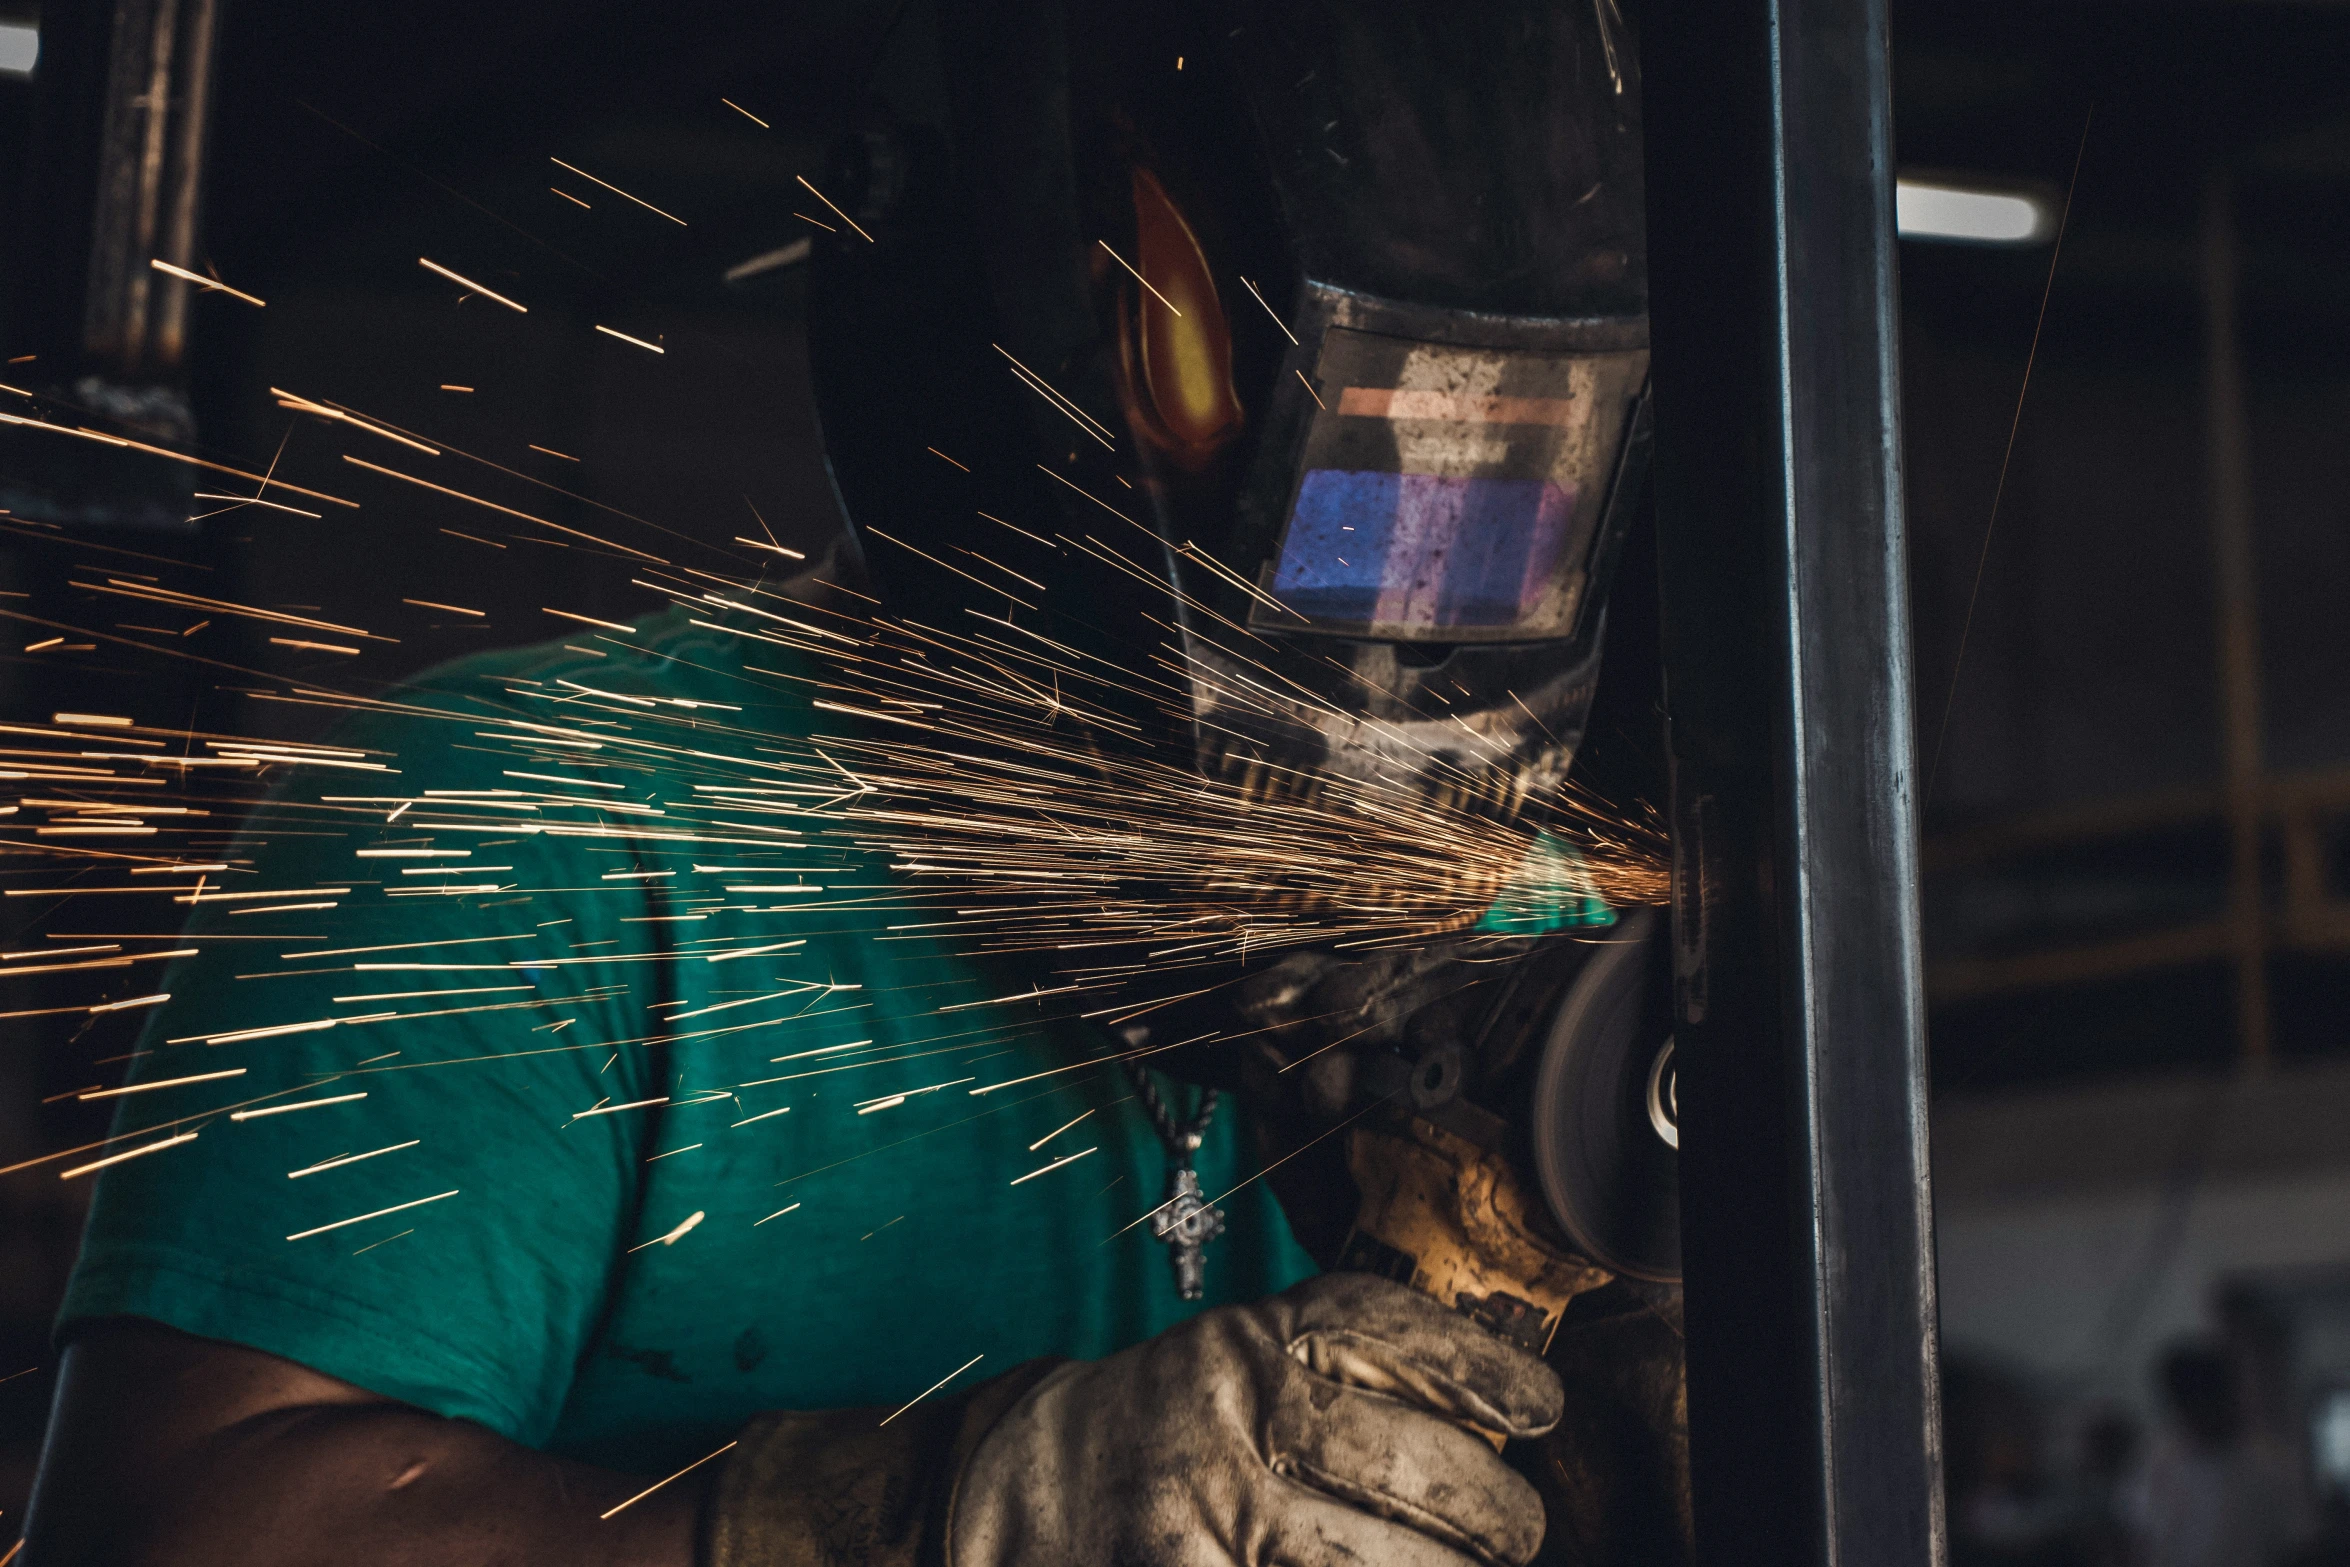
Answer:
[1120, 1060, 1217, 1155]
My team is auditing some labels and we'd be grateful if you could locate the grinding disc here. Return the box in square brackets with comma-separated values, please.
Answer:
[1529, 907, 1682, 1282]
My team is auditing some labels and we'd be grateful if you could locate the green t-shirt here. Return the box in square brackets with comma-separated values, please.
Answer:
[61, 609, 1315, 1473]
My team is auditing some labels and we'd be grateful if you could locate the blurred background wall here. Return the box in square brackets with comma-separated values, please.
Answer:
[3, 1, 2350, 1560]
[1898, 6, 2350, 1561]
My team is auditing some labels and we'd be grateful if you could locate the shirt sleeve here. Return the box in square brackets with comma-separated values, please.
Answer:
[59, 694, 668, 1448]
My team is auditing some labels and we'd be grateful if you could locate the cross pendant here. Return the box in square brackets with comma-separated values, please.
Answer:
[1152, 1165, 1227, 1301]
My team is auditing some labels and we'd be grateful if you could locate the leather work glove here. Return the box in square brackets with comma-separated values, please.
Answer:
[703, 1272, 1565, 1567]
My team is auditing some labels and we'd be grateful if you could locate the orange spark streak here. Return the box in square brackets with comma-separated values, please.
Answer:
[594, 325, 665, 355]
[59, 1132, 199, 1180]
[0, 410, 358, 506]
[340, 456, 664, 562]
[285, 1189, 459, 1241]
[598, 1440, 738, 1520]
[552, 157, 689, 225]
[270, 388, 441, 454]
[78, 1067, 246, 1100]
[793, 175, 873, 242]
[417, 257, 528, 313]
[879, 1354, 985, 1426]
[149, 257, 266, 307]
[1096, 239, 1183, 317]
[1239, 275, 1300, 344]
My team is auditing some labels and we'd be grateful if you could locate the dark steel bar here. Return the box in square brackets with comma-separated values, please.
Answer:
[1, 0, 222, 527]
[2199, 166, 2271, 1066]
[8, 0, 222, 385]
[82, 0, 223, 383]
[1640, 0, 1945, 1560]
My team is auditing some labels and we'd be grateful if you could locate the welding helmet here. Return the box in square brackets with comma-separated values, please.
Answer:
[804, 0, 1677, 1300]
[809, 0, 1647, 810]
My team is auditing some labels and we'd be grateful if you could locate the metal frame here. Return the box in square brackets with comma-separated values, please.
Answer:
[12, 0, 223, 380]
[1642, 0, 1946, 1560]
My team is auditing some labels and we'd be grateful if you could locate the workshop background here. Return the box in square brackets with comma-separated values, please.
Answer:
[4, 2, 2350, 1560]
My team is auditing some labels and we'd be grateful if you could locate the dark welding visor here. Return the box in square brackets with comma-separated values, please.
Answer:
[813, 0, 1650, 699]
[1170, 1, 1652, 650]
[1255, 329, 1648, 642]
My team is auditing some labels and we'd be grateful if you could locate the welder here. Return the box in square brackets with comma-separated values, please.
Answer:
[24, 2, 1681, 1564]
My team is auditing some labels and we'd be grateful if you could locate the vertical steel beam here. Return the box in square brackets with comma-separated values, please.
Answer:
[2, 0, 221, 526]
[10, 0, 222, 386]
[1641, 0, 1945, 1561]
[2200, 167, 2271, 1066]
[81, 0, 223, 382]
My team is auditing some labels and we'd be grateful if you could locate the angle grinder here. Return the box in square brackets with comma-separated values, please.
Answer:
[1145, 903, 1694, 1561]
[1335, 906, 1681, 1357]
[1323, 908, 1692, 1562]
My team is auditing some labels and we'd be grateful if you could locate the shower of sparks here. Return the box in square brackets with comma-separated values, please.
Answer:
[1, 141, 1677, 1426]
[3, 550, 1664, 1015]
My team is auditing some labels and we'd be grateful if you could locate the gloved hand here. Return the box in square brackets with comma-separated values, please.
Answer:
[703, 1272, 1564, 1567]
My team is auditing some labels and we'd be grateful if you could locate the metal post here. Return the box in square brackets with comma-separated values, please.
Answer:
[82, 0, 223, 384]
[1641, 0, 1945, 1560]
[7, 0, 224, 390]
[2200, 167, 2271, 1066]
[0, 0, 222, 526]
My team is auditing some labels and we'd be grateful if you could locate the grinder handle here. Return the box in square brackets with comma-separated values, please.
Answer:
[1337, 1118, 1608, 1449]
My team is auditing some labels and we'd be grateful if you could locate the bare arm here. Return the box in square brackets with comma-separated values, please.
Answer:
[23, 1319, 700, 1567]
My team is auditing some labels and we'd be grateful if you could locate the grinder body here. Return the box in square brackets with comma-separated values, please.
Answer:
[1329, 914, 1694, 1563]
